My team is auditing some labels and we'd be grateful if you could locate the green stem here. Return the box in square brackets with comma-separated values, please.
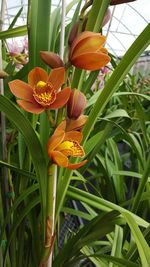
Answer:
[39, 163, 57, 267]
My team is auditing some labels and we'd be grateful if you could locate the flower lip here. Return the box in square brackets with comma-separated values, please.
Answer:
[57, 140, 85, 157]
[47, 125, 86, 169]
[33, 81, 56, 107]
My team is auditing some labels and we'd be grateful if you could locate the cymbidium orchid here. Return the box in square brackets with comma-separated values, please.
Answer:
[47, 122, 87, 169]
[9, 67, 71, 114]
[69, 31, 110, 71]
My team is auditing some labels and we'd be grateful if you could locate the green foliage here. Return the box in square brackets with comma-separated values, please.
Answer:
[0, 0, 150, 266]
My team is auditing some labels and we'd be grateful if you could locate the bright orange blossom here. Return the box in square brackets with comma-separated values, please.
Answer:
[9, 67, 71, 114]
[47, 123, 87, 169]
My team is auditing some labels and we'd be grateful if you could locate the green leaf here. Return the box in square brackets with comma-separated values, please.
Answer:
[8, 7, 23, 29]
[3, 196, 40, 264]
[122, 212, 150, 267]
[53, 211, 120, 267]
[0, 95, 47, 239]
[86, 0, 110, 32]
[0, 26, 27, 39]
[109, 225, 123, 267]
[0, 184, 39, 241]
[67, 186, 149, 228]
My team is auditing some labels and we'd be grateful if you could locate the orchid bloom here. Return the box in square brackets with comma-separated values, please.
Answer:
[69, 31, 110, 71]
[48, 122, 87, 169]
[9, 67, 71, 114]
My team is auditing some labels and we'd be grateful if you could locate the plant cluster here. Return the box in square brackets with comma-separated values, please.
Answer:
[0, 1, 150, 267]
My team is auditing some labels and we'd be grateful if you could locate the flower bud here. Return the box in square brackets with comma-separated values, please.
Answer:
[68, 21, 80, 47]
[69, 31, 110, 71]
[110, 0, 136, 5]
[67, 89, 86, 120]
[102, 8, 111, 27]
[0, 70, 9, 79]
[40, 51, 64, 69]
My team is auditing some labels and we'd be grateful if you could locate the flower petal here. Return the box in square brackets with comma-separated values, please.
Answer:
[71, 35, 106, 59]
[70, 32, 99, 56]
[48, 130, 65, 153]
[49, 87, 71, 109]
[50, 151, 68, 167]
[67, 159, 88, 170]
[28, 67, 48, 86]
[64, 131, 83, 143]
[71, 52, 111, 71]
[9, 80, 34, 101]
[17, 100, 44, 114]
[66, 115, 88, 132]
[54, 120, 66, 133]
[47, 67, 65, 91]
[70, 32, 106, 57]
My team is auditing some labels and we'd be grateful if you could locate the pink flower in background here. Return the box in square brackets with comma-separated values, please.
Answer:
[8, 41, 21, 57]
[22, 36, 28, 54]
[7, 37, 28, 70]
[91, 67, 110, 91]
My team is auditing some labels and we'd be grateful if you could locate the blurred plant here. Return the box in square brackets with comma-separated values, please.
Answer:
[7, 37, 28, 69]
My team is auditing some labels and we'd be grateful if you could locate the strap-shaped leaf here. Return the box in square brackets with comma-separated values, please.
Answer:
[122, 212, 150, 267]
[0, 95, 47, 237]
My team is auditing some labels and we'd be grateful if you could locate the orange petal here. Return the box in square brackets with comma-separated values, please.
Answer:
[66, 115, 88, 132]
[71, 52, 111, 71]
[28, 67, 48, 86]
[48, 130, 65, 153]
[17, 100, 44, 114]
[67, 159, 88, 170]
[49, 87, 71, 109]
[71, 35, 106, 58]
[54, 120, 66, 134]
[70, 32, 100, 56]
[64, 131, 83, 143]
[50, 151, 68, 167]
[47, 67, 65, 91]
[9, 80, 34, 101]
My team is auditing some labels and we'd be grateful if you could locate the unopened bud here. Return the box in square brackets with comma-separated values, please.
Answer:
[102, 8, 111, 27]
[40, 51, 64, 69]
[110, 0, 136, 5]
[68, 21, 79, 47]
[67, 89, 86, 120]
[0, 70, 9, 79]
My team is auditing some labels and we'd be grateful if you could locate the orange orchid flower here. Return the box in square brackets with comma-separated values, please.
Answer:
[69, 31, 110, 71]
[9, 67, 71, 114]
[47, 124, 87, 169]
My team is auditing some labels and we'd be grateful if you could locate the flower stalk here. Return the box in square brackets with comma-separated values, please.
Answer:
[39, 163, 57, 267]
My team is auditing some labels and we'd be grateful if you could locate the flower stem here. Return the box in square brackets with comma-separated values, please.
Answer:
[39, 163, 57, 267]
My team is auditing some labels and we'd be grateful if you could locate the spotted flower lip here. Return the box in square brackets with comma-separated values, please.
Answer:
[9, 67, 71, 114]
[47, 124, 87, 169]
[69, 31, 111, 71]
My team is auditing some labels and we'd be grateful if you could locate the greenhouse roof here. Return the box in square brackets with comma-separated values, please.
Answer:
[2, 0, 150, 57]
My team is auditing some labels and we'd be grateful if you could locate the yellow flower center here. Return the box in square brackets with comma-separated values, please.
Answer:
[33, 81, 56, 107]
[37, 81, 46, 87]
[57, 140, 84, 157]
